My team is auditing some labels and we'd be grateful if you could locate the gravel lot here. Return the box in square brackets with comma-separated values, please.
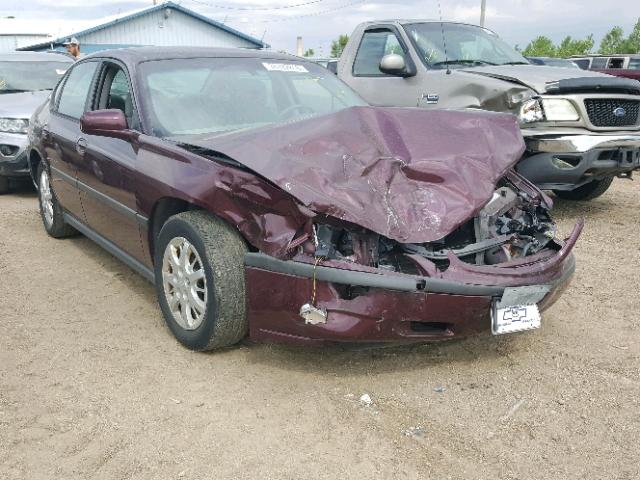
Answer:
[1, 179, 638, 480]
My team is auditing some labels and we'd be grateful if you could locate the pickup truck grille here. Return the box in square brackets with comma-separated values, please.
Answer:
[584, 99, 640, 127]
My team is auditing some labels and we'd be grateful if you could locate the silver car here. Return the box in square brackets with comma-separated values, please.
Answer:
[0, 52, 73, 194]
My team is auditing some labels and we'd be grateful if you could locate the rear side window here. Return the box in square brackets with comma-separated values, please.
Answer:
[608, 57, 625, 68]
[572, 59, 590, 70]
[353, 29, 404, 76]
[57, 61, 99, 119]
[629, 58, 640, 70]
[591, 57, 608, 69]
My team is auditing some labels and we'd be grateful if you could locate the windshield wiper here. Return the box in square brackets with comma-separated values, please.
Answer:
[0, 89, 29, 94]
[501, 61, 530, 65]
[431, 59, 498, 67]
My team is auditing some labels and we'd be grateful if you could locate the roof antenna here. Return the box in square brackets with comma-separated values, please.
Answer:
[437, 0, 451, 75]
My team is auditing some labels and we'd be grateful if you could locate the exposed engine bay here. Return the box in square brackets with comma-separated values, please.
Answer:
[310, 175, 557, 274]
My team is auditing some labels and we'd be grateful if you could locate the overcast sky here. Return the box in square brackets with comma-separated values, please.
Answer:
[1, 0, 638, 54]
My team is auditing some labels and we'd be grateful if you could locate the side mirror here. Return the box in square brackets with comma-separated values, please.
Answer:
[80, 109, 134, 141]
[379, 54, 413, 77]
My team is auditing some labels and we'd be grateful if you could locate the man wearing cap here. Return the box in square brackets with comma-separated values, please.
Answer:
[63, 37, 82, 59]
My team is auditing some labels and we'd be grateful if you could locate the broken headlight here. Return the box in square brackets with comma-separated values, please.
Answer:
[519, 98, 545, 123]
[519, 98, 580, 124]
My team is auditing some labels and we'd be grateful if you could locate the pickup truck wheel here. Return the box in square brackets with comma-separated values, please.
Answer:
[0, 175, 9, 194]
[37, 164, 76, 238]
[554, 176, 614, 201]
[154, 211, 248, 351]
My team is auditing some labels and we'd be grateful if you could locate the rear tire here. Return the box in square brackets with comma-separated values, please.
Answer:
[554, 176, 614, 201]
[154, 211, 248, 351]
[36, 164, 76, 238]
[0, 175, 9, 194]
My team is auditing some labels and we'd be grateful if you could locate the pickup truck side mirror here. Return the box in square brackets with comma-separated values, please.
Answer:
[379, 54, 415, 77]
[80, 109, 136, 141]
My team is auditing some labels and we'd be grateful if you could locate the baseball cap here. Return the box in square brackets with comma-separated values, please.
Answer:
[63, 37, 80, 46]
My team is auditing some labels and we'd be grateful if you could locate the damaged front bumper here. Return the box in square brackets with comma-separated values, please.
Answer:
[244, 221, 582, 346]
[518, 131, 640, 190]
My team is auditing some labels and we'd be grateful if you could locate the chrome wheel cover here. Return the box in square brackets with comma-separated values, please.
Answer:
[162, 237, 208, 330]
[39, 169, 54, 229]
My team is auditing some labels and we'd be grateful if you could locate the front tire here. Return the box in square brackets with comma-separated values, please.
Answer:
[154, 211, 248, 351]
[37, 164, 76, 238]
[554, 176, 614, 201]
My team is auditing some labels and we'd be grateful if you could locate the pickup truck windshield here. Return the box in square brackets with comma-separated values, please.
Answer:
[0, 61, 70, 93]
[139, 57, 366, 137]
[403, 22, 528, 69]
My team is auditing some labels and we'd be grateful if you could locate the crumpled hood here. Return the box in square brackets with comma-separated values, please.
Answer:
[461, 65, 610, 94]
[0, 90, 51, 119]
[177, 106, 525, 244]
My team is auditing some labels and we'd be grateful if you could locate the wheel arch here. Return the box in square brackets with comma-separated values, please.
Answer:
[28, 148, 46, 188]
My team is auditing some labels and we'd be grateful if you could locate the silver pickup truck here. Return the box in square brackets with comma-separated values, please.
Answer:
[337, 20, 640, 200]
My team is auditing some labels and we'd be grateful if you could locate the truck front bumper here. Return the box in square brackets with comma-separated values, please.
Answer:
[517, 133, 640, 190]
[0, 132, 30, 178]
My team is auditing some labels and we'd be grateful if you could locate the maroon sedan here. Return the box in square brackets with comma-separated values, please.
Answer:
[28, 48, 580, 350]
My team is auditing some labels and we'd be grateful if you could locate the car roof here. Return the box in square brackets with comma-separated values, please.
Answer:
[82, 47, 305, 65]
[0, 51, 74, 62]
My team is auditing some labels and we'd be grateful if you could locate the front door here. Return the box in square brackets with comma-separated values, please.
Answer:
[344, 26, 423, 108]
[76, 62, 145, 262]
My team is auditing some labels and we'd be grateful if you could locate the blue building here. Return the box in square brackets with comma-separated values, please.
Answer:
[19, 1, 268, 54]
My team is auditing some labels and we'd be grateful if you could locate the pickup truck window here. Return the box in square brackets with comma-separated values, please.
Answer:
[591, 57, 608, 69]
[403, 22, 528, 69]
[56, 61, 99, 119]
[608, 58, 625, 69]
[353, 29, 404, 76]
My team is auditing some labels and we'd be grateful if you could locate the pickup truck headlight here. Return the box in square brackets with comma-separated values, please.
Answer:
[0, 118, 29, 134]
[541, 99, 580, 121]
[519, 99, 545, 123]
[519, 98, 580, 124]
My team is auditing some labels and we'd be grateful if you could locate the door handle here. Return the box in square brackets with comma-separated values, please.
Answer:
[76, 137, 87, 155]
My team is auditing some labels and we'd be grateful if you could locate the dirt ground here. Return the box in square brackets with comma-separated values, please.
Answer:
[0, 178, 638, 480]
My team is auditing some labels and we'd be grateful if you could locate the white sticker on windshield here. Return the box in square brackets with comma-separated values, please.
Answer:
[262, 62, 308, 73]
[56, 69, 68, 75]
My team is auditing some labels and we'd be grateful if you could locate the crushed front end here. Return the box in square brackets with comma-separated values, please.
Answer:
[244, 170, 580, 345]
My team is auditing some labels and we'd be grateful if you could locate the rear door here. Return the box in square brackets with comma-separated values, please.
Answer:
[46, 60, 100, 220]
[77, 60, 146, 261]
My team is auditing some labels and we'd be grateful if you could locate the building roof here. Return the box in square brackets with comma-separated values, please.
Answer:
[18, 1, 268, 51]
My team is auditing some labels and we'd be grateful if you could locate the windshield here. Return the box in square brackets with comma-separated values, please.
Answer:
[0, 61, 70, 93]
[403, 22, 528, 69]
[138, 57, 366, 137]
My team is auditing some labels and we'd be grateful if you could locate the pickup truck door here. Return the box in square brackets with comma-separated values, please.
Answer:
[46, 60, 100, 221]
[76, 61, 146, 263]
[343, 26, 424, 108]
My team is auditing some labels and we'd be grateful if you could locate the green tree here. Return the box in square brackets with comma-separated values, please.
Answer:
[556, 35, 594, 57]
[522, 36, 556, 57]
[330, 34, 349, 58]
[620, 18, 640, 53]
[303, 48, 315, 57]
[599, 26, 625, 54]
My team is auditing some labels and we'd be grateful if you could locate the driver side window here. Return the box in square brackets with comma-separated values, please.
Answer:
[353, 29, 404, 76]
[95, 64, 138, 130]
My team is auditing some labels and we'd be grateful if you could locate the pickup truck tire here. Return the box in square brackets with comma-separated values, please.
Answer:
[554, 176, 614, 201]
[36, 164, 76, 238]
[0, 175, 9, 194]
[154, 211, 248, 351]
